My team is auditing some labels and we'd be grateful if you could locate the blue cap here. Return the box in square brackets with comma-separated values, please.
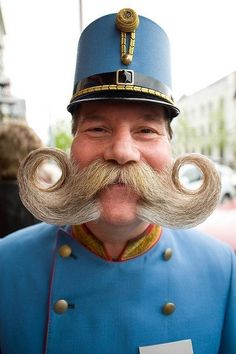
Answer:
[67, 8, 180, 118]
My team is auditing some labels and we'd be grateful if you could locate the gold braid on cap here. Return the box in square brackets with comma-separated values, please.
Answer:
[116, 8, 139, 65]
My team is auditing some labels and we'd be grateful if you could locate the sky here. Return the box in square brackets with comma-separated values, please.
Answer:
[1, 0, 236, 142]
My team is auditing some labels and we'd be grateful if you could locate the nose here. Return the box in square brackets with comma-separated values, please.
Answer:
[104, 132, 140, 165]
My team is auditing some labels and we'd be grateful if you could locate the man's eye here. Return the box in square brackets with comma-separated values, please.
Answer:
[88, 127, 106, 132]
[139, 128, 156, 134]
[85, 127, 109, 136]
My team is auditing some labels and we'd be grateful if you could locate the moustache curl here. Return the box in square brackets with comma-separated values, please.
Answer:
[17, 147, 221, 229]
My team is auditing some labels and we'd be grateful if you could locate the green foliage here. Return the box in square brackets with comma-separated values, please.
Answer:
[50, 119, 73, 152]
[54, 131, 72, 152]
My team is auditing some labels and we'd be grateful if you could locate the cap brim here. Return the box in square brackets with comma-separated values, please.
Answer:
[67, 91, 180, 119]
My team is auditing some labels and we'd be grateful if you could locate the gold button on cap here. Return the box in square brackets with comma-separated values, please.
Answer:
[59, 245, 72, 258]
[162, 302, 176, 315]
[163, 248, 173, 261]
[54, 299, 69, 314]
[121, 54, 132, 65]
[116, 8, 139, 32]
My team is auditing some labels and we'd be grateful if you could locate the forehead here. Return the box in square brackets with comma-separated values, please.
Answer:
[77, 100, 166, 122]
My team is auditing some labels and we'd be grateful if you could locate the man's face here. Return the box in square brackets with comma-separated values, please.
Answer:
[70, 100, 172, 226]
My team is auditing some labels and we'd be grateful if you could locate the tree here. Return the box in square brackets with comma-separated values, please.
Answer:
[54, 130, 72, 152]
[49, 119, 72, 153]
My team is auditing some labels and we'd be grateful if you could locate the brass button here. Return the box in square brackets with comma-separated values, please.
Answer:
[121, 54, 132, 65]
[163, 248, 173, 261]
[162, 302, 176, 315]
[54, 299, 69, 314]
[59, 245, 72, 258]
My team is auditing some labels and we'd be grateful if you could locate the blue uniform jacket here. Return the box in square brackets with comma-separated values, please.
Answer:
[0, 223, 235, 353]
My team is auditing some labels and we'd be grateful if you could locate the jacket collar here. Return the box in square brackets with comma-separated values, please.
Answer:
[71, 223, 162, 261]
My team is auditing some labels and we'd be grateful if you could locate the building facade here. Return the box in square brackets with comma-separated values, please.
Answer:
[0, 5, 26, 121]
[172, 71, 236, 167]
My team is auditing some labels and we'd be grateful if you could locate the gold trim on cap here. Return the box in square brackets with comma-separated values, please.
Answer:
[120, 31, 136, 65]
[116, 8, 139, 65]
[70, 84, 174, 105]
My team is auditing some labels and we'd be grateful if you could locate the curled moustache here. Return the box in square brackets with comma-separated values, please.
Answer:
[137, 154, 221, 228]
[17, 148, 100, 225]
[18, 147, 221, 228]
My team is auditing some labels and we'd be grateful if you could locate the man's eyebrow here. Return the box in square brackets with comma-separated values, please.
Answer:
[139, 113, 165, 122]
[79, 114, 105, 123]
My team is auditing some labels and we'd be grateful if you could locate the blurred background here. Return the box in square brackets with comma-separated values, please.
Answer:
[0, 0, 236, 247]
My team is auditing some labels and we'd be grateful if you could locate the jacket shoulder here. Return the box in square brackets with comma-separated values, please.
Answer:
[0, 223, 60, 264]
[164, 227, 235, 273]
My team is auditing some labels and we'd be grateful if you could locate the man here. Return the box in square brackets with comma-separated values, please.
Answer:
[0, 8, 235, 354]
